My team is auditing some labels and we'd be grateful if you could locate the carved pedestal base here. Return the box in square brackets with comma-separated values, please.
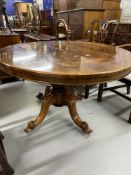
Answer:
[24, 85, 92, 134]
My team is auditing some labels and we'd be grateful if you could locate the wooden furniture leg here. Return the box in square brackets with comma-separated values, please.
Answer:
[97, 83, 104, 102]
[65, 88, 92, 134]
[25, 85, 92, 134]
[128, 112, 131, 124]
[127, 85, 130, 94]
[0, 132, 14, 175]
[97, 83, 131, 124]
[24, 87, 56, 133]
[85, 85, 90, 99]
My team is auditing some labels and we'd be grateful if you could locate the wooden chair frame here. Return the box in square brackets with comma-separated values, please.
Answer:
[85, 20, 120, 99]
[97, 44, 131, 122]
[55, 18, 74, 40]
[85, 22, 131, 122]
[0, 131, 14, 175]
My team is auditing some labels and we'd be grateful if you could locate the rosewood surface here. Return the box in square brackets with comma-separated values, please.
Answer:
[24, 34, 56, 42]
[0, 41, 131, 134]
[0, 41, 131, 85]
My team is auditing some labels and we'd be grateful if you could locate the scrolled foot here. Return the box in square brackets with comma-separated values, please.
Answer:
[24, 121, 36, 133]
[81, 121, 93, 134]
[36, 92, 44, 101]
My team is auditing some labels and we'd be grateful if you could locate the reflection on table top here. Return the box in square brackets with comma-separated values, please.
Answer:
[0, 40, 131, 85]
[12, 28, 28, 32]
[24, 34, 56, 41]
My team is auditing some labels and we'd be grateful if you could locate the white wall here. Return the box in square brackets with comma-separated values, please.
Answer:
[36, 0, 43, 10]
[121, 0, 131, 21]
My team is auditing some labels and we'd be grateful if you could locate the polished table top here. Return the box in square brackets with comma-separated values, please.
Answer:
[12, 28, 28, 32]
[0, 40, 131, 85]
[24, 34, 56, 41]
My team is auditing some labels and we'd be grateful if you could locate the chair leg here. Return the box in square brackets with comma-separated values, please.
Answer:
[127, 85, 130, 94]
[97, 83, 104, 102]
[0, 145, 14, 175]
[85, 85, 90, 99]
[0, 132, 14, 175]
[104, 83, 107, 87]
[128, 112, 131, 124]
[0, 132, 5, 154]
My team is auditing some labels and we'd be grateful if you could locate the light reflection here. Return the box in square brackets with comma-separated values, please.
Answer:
[58, 40, 69, 51]
[80, 56, 88, 73]
[33, 64, 53, 71]
[13, 53, 37, 62]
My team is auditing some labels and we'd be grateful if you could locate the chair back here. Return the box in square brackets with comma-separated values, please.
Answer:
[88, 19, 120, 44]
[56, 19, 73, 40]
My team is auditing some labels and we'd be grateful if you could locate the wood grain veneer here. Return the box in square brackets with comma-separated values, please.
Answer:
[0, 41, 131, 85]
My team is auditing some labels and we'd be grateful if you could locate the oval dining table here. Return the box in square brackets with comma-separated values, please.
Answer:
[0, 41, 131, 134]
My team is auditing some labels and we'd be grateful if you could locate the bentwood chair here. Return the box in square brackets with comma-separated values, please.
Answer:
[0, 131, 14, 175]
[56, 18, 74, 40]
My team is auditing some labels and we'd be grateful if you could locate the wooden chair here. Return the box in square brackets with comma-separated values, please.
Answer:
[84, 20, 120, 99]
[0, 131, 14, 175]
[56, 18, 74, 40]
[97, 44, 131, 123]
[85, 21, 131, 121]
[87, 19, 107, 43]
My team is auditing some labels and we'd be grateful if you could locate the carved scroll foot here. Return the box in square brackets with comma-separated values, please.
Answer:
[65, 88, 92, 134]
[24, 121, 36, 133]
[24, 86, 55, 133]
[81, 121, 92, 134]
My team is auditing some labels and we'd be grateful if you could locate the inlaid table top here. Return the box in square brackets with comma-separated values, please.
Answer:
[0, 40, 131, 134]
[0, 40, 131, 85]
